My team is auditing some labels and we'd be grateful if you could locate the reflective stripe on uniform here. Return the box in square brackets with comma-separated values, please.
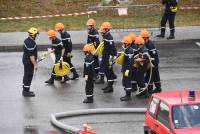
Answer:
[131, 81, 137, 84]
[88, 34, 98, 37]
[99, 72, 104, 75]
[161, 27, 166, 29]
[85, 60, 94, 65]
[147, 48, 157, 52]
[108, 79, 114, 82]
[23, 85, 30, 88]
[24, 43, 36, 51]
[86, 94, 93, 97]
[61, 38, 71, 41]
[52, 42, 63, 46]
[125, 87, 132, 90]
[104, 39, 114, 42]
[94, 67, 100, 70]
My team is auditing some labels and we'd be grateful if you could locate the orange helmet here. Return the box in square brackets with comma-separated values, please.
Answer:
[55, 23, 65, 31]
[86, 18, 96, 26]
[100, 22, 112, 30]
[128, 33, 136, 42]
[122, 36, 132, 45]
[47, 30, 56, 38]
[140, 30, 150, 38]
[83, 44, 92, 53]
[135, 37, 145, 46]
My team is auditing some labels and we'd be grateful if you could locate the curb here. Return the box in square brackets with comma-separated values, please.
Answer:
[50, 108, 146, 134]
[1, 39, 200, 52]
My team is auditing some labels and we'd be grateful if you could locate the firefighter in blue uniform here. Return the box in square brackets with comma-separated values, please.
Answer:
[157, 0, 178, 39]
[128, 33, 139, 92]
[134, 37, 150, 97]
[22, 27, 39, 97]
[99, 22, 117, 93]
[45, 30, 65, 84]
[140, 30, 162, 93]
[120, 36, 134, 101]
[82, 44, 95, 103]
[86, 18, 100, 80]
[55, 23, 79, 80]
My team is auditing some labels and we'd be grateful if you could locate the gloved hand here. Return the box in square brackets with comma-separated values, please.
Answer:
[85, 75, 88, 81]
[124, 70, 129, 77]
[60, 56, 63, 61]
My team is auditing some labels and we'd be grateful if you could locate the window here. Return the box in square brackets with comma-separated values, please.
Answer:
[149, 97, 159, 117]
[157, 102, 170, 129]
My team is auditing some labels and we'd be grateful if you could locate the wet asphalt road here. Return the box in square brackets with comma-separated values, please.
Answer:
[0, 42, 200, 134]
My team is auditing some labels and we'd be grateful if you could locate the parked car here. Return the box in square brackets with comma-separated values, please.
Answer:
[144, 90, 200, 134]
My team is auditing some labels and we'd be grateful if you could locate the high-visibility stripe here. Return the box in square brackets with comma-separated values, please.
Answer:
[104, 39, 114, 42]
[62, 38, 71, 41]
[131, 81, 137, 84]
[86, 94, 93, 97]
[85, 60, 94, 65]
[88, 34, 98, 37]
[24, 43, 36, 51]
[108, 79, 114, 82]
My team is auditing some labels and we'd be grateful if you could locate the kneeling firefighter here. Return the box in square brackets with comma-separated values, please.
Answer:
[140, 30, 162, 93]
[120, 36, 134, 101]
[99, 22, 117, 93]
[22, 27, 39, 97]
[55, 23, 79, 80]
[45, 30, 68, 84]
[82, 44, 95, 103]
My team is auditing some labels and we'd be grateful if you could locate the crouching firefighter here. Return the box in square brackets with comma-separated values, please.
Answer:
[83, 44, 95, 103]
[55, 23, 79, 80]
[120, 36, 134, 101]
[86, 18, 100, 81]
[45, 30, 68, 84]
[134, 37, 150, 97]
[22, 27, 39, 97]
[99, 22, 117, 93]
[140, 30, 162, 93]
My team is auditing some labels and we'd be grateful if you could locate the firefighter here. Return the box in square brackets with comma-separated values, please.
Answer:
[99, 22, 117, 93]
[22, 27, 39, 97]
[157, 0, 178, 39]
[120, 36, 134, 101]
[128, 33, 139, 92]
[45, 30, 65, 84]
[86, 18, 100, 81]
[140, 30, 162, 93]
[55, 23, 79, 80]
[82, 44, 95, 103]
[134, 37, 150, 97]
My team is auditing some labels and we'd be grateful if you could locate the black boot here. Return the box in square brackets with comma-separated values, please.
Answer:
[83, 96, 93, 103]
[154, 87, 162, 93]
[71, 68, 79, 80]
[45, 77, 54, 84]
[22, 87, 35, 97]
[95, 74, 104, 84]
[156, 34, 165, 38]
[167, 35, 175, 40]
[147, 85, 154, 94]
[103, 81, 114, 93]
[120, 91, 131, 101]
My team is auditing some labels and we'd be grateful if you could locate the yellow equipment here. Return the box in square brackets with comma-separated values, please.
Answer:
[170, 6, 178, 13]
[94, 41, 104, 56]
[115, 52, 125, 65]
[54, 61, 70, 77]
[89, 43, 96, 55]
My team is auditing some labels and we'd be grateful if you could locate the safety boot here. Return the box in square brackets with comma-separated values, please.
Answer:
[154, 87, 162, 93]
[71, 68, 79, 80]
[103, 81, 114, 93]
[120, 91, 131, 101]
[167, 35, 175, 40]
[22, 90, 35, 97]
[45, 77, 54, 84]
[83, 97, 93, 103]
[156, 34, 165, 38]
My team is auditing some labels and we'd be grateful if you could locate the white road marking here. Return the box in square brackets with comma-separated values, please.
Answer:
[195, 42, 200, 47]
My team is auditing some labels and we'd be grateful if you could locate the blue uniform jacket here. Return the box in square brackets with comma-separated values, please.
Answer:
[51, 37, 63, 62]
[162, 0, 178, 14]
[60, 31, 72, 53]
[22, 37, 37, 64]
[122, 46, 134, 73]
[87, 28, 100, 49]
[84, 54, 95, 79]
[145, 40, 159, 66]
